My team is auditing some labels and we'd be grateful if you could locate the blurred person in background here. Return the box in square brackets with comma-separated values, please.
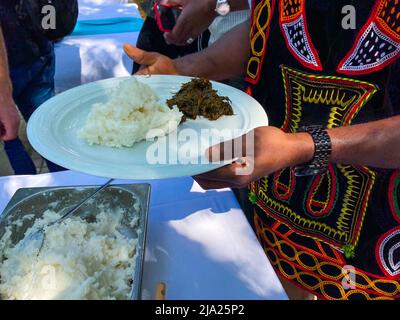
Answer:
[0, 1, 77, 175]
[0, 20, 17, 177]
[162, 0, 250, 90]
[163, 0, 250, 46]
[133, 0, 210, 73]
[133, 0, 250, 88]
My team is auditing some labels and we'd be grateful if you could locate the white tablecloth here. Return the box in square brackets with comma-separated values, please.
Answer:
[0, 171, 287, 300]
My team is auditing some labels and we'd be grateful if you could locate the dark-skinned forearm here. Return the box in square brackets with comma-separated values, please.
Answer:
[175, 21, 250, 80]
[327, 116, 400, 169]
[290, 116, 400, 169]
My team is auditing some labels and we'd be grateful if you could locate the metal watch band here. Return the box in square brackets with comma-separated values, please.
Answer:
[294, 125, 332, 177]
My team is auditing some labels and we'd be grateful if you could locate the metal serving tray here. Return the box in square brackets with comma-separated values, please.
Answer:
[0, 183, 151, 300]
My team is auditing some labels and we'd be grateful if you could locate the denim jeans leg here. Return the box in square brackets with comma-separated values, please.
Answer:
[0, 141, 14, 176]
[12, 49, 66, 173]
[4, 139, 37, 175]
[6, 65, 36, 175]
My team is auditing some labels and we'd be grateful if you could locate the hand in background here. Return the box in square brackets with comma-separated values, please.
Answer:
[163, 0, 216, 46]
[0, 29, 19, 141]
[124, 44, 179, 75]
[0, 96, 20, 141]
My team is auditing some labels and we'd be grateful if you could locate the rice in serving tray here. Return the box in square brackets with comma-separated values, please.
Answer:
[0, 207, 139, 300]
[79, 77, 183, 148]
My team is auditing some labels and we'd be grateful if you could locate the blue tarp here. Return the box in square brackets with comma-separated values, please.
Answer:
[71, 17, 144, 36]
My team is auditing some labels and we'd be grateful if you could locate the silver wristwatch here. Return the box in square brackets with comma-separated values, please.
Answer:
[215, 0, 231, 16]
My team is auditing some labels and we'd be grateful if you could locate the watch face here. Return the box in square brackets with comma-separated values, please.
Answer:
[216, 3, 230, 16]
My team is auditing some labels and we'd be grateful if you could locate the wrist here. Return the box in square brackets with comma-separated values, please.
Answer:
[286, 132, 315, 167]
[174, 56, 196, 76]
[0, 89, 13, 108]
[0, 78, 12, 96]
[173, 58, 185, 76]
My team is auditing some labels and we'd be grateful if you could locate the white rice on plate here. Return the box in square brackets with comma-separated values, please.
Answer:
[79, 77, 183, 147]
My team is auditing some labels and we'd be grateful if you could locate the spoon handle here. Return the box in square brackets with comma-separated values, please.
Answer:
[49, 179, 114, 226]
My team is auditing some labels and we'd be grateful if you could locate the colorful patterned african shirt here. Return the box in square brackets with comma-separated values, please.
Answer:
[245, 0, 400, 300]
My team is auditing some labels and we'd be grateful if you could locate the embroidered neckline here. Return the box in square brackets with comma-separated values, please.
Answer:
[278, 0, 400, 75]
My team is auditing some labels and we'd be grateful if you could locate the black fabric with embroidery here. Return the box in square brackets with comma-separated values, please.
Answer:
[244, 0, 400, 299]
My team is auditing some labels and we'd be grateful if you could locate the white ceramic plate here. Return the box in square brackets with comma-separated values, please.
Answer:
[27, 75, 268, 179]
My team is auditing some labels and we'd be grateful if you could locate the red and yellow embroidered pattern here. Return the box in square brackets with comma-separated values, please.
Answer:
[272, 168, 296, 201]
[254, 215, 400, 299]
[250, 66, 378, 252]
[378, 0, 400, 39]
[338, 0, 400, 75]
[246, 0, 276, 84]
[243, 0, 400, 300]
[279, 0, 322, 71]
[252, 165, 376, 252]
[280, 66, 379, 132]
[304, 164, 337, 219]
[246, 0, 399, 85]
[280, 0, 301, 19]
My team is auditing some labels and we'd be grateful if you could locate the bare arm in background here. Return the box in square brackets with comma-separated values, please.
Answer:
[124, 20, 250, 80]
[0, 26, 20, 141]
[174, 20, 250, 80]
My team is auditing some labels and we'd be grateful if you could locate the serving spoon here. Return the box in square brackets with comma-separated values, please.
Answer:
[19, 179, 114, 255]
